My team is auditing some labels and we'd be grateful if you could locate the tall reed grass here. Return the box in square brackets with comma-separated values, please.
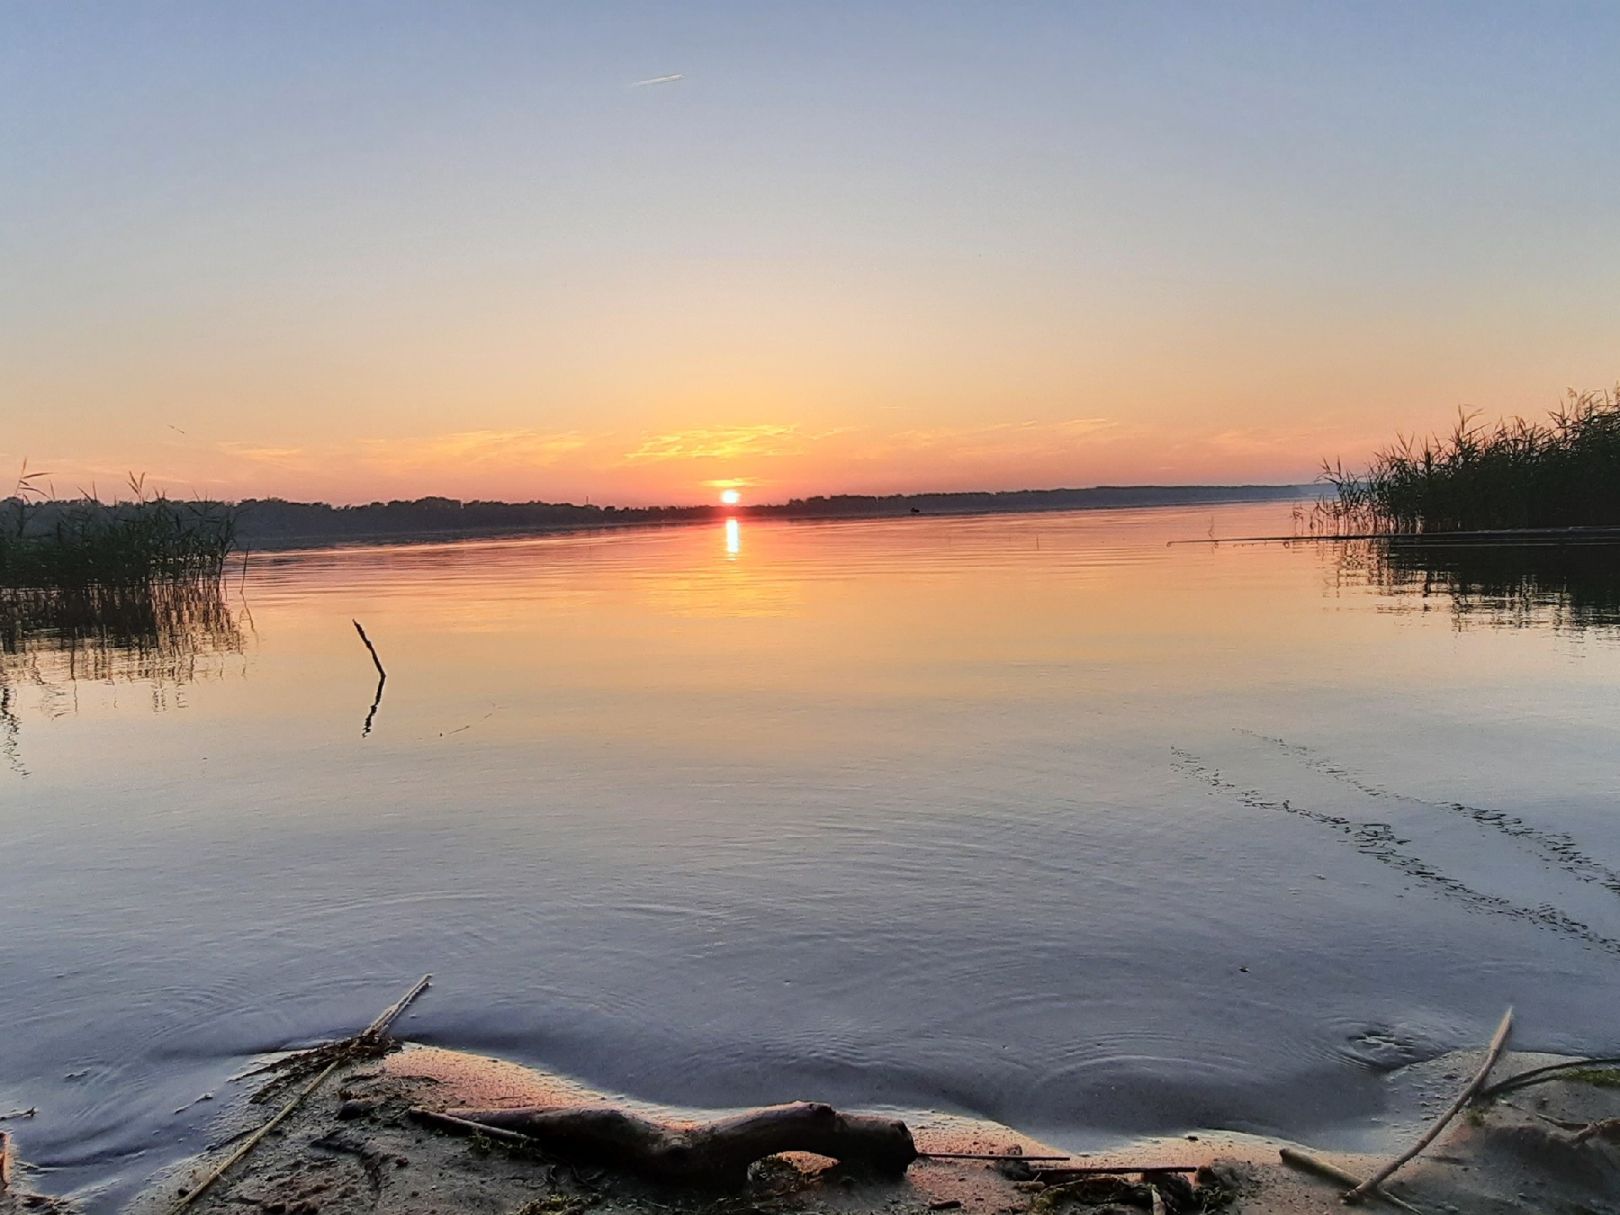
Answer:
[1319, 387, 1620, 533]
[1, 471, 236, 591]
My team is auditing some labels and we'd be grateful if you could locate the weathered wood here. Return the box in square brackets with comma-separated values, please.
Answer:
[362, 973, 431, 1040]
[1, 1129, 12, 1191]
[443, 1100, 918, 1184]
[1346, 1006, 1512, 1203]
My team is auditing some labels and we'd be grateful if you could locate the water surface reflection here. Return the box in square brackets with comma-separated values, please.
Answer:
[0, 582, 244, 771]
[4, 505, 1620, 1214]
[1333, 538, 1620, 632]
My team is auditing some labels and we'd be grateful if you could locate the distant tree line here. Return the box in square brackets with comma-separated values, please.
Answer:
[1, 482, 1312, 559]
[224, 483, 1308, 548]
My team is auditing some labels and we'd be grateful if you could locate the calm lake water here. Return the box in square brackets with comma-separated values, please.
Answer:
[4, 502, 1620, 1208]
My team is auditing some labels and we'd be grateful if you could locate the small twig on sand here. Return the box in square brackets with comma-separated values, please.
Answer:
[1477, 1055, 1620, 1101]
[171, 1060, 342, 1214]
[923, 1151, 1073, 1162]
[1277, 1148, 1420, 1215]
[169, 975, 431, 1214]
[1571, 1118, 1620, 1146]
[1031, 1163, 1199, 1177]
[408, 1107, 542, 1148]
[1346, 1006, 1512, 1204]
[0, 1108, 35, 1122]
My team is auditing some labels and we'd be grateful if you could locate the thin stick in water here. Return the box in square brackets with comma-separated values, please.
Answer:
[362, 674, 385, 738]
[353, 620, 387, 736]
[352, 619, 386, 679]
[1346, 1006, 1512, 1203]
[363, 973, 431, 1039]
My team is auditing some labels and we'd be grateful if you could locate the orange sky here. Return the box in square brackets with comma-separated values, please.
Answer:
[5, 5, 1618, 506]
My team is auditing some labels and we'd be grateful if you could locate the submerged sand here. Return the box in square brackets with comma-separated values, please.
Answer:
[5, 1045, 1617, 1214]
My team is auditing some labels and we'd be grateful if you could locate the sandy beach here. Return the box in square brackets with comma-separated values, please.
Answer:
[5, 1038, 1610, 1215]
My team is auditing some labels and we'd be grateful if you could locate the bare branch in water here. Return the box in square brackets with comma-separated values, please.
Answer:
[353, 619, 387, 737]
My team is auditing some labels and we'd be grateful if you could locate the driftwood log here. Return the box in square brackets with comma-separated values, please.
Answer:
[432, 1100, 919, 1185]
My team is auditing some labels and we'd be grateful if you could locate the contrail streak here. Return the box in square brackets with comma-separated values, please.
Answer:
[631, 73, 684, 87]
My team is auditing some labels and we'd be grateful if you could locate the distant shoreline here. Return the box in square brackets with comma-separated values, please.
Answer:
[233, 483, 1316, 553]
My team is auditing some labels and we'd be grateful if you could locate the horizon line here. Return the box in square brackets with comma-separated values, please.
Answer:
[8, 479, 1321, 510]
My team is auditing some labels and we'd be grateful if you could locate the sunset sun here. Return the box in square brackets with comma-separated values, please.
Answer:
[719, 489, 742, 506]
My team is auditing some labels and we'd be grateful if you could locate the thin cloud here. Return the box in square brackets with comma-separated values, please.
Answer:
[359, 429, 593, 471]
[867, 417, 1119, 461]
[217, 442, 307, 466]
[621, 425, 804, 464]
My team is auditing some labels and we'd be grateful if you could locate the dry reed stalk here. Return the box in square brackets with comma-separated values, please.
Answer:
[1345, 1007, 1512, 1203]
[167, 975, 431, 1214]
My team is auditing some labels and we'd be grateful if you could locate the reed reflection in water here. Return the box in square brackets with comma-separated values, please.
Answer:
[0, 581, 244, 770]
[1332, 537, 1620, 632]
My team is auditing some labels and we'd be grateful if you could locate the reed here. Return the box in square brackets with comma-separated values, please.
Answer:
[1318, 387, 1620, 533]
[1, 471, 236, 591]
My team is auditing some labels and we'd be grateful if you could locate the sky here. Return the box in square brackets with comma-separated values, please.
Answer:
[4, 2, 1619, 506]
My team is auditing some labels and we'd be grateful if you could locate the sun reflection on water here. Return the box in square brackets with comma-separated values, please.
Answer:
[724, 517, 741, 559]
